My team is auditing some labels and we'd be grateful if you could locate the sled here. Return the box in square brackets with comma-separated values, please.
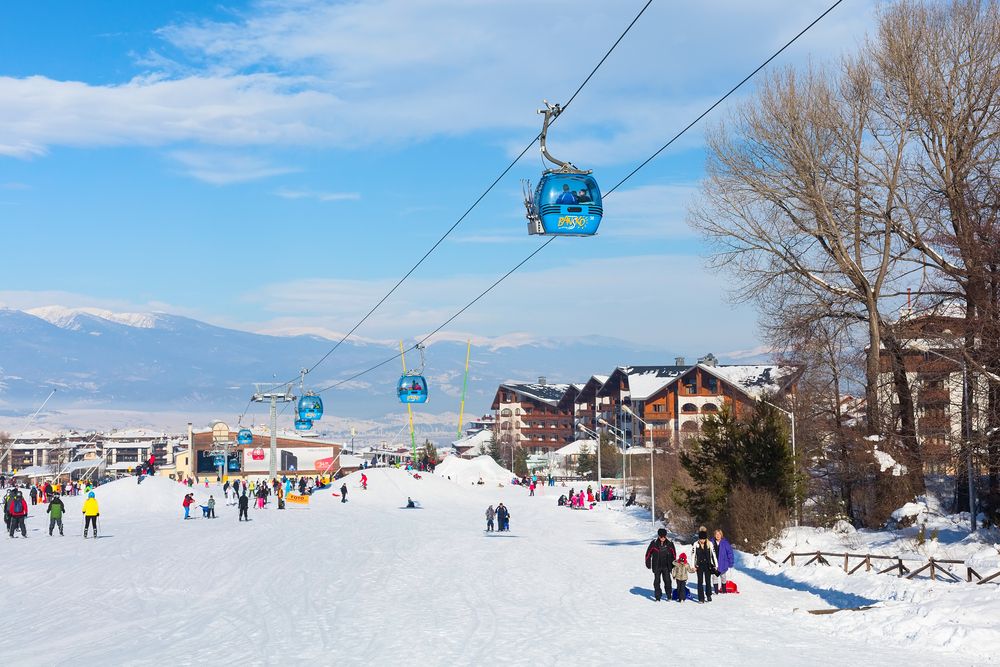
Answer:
[670, 588, 700, 602]
[331, 492, 340, 497]
[724, 580, 739, 594]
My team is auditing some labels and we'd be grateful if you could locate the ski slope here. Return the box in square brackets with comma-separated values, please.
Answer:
[0, 469, 993, 665]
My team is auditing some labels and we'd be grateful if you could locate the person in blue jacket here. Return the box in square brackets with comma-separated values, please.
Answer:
[712, 528, 735, 593]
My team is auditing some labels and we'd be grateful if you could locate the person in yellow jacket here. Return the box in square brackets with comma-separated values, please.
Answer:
[82, 491, 99, 539]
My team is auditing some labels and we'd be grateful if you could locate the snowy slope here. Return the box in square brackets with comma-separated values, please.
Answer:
[0, 472, 992, 665]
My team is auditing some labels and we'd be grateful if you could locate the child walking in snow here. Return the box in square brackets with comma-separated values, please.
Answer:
[672, 553, 694, 602]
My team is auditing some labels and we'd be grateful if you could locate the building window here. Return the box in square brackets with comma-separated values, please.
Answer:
[682, 403, 698, 413]
[702, 403, 718, 412]
[706, 377, 718, 393]
[651, 403, 666, 413]
[684, 379, 697, 394]
[501, 408, 512, 417]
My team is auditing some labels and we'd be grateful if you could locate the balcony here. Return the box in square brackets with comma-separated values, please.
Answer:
[918, 389, 950, 405]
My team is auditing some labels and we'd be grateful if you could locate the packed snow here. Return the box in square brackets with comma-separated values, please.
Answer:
[435, 454, 511, 486]
[0, 470, 996, 664]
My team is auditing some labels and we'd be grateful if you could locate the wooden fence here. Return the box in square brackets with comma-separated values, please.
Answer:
[770, 551, 1000, 585]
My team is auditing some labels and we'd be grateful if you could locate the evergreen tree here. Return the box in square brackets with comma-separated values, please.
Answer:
[513, 446, 528, 477]
[422, 440, 439, 465]
[486, 435, 503, 465]
[577, 443, 596, 480]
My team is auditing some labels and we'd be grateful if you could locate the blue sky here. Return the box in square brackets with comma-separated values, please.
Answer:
[0, 0, 876, 358]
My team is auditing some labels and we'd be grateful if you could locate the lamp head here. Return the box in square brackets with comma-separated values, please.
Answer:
[621, 406, 634, 416]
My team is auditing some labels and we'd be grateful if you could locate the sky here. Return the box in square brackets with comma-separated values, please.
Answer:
[0, 0, 878, 359]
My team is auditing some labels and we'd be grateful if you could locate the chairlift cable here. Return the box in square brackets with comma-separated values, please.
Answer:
[306, 0, 846, 395]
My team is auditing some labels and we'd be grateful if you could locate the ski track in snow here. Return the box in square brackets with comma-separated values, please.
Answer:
[0, 469, 991, 665]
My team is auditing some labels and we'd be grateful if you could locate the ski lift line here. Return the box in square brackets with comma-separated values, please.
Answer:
[248, 0, 655, 401]
[307, 0, 845, 397]
[603, 0, 846, 197]
[0, 388, 57, 469]
[313, 236, 557, 394]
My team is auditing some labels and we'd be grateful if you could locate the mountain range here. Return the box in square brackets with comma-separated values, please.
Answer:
[0, 306, 724, 437]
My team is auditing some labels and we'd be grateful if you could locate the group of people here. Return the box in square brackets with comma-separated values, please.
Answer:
[3, 484, 100, 538]
[644, 526, 735, 603]
[484, 503, 510, 531]
[180, 476, 353, 521]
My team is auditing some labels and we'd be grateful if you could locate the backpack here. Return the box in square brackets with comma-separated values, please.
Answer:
[12, 499, 25, 514]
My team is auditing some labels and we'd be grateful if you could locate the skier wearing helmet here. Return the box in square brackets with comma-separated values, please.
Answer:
[82, 491, 100, 538]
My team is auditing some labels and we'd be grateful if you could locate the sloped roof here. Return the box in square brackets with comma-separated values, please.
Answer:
[601, 366, 688, 400]
[555, 439, 597, 457]
[500, 382, 572, 407]
[701, 364, 799, 399]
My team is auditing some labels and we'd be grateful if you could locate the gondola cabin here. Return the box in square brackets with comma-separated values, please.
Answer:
[397, 374, 428, 404]
[298, 394, 324, 421]
[237, 428, 253, 446]
[527, 173, 602, 236]
[294, 417, 313, 431]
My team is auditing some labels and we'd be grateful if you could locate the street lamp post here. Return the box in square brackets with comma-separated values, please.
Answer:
[577, 424, 603, 497]
[599, 418, 628, 506]
[763, 400, 798, 528]
[622, 406, 660, 529]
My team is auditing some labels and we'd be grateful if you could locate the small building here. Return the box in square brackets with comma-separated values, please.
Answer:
[179, 425, 343, 480]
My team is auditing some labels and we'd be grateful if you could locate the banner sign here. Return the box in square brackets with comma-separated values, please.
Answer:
[286, 493, 310, 505]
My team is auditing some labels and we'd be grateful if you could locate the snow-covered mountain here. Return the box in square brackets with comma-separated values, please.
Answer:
[0, 306, 679, 425]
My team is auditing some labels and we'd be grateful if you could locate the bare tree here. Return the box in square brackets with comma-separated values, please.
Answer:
[689, 59, 924, 495]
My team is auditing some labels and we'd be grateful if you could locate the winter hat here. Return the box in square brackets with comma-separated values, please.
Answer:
[678, 553, 687, 563]
[698, 526, 708, 540]
[657, 528, 667, 538]
[88, 492, 95, 498]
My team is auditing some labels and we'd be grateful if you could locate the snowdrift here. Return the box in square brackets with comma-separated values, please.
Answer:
[435, 454, 512, 487]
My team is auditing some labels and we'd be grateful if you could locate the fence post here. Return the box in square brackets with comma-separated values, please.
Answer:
[844, 553, 849, 573]
[929, 559, 936, 582]
[897, 557, 904, 577]
[865, 555, 871, 572]
[790, 553, 795, 566]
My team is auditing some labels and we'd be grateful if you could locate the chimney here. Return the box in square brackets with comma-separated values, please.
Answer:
[698, 353, 718, 367]
[674, 357, 686, 366]
[538, 376, 547, 385]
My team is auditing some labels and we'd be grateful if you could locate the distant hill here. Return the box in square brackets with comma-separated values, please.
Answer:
[0, 307, 723, 434]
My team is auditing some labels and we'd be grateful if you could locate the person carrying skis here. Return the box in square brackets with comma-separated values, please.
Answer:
[485, 505, 495, 532]
[182, 493, 195, 519]
[47, 493, 65, 536]
[238, 492, 249, 521]
[644, 528, 676, 602]
[7, 489, 28, 538]
[692, 525, 718, 603]
[82, 491, 100, 538]
[340, 483, 348, 503]
[712, 528, 735, 594]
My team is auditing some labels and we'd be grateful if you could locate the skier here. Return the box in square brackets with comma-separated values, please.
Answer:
[182, 493, 195, 519]
[206, 495, 216, 519]
[82, 491, 100, 538]
[361, 472, 368, 490]
[693, 526, 718, 603]
[340, 483, 348, 503]
[485, 505, 495, 532]
[223, 480, 231, 500]
[644, 528, 676, 602]
[3, 486, 15, 531]
[238, 492, 249, 521]
[298, 477, 307, 495]
[712, 528, 735, 594]
[7, 489, 28, 538]
[47, 493, 65, 536]
[672, 553, 694, 602]
[29, 485, 38, 506]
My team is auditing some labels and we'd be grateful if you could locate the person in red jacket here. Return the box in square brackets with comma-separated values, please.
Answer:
[7, 489, 29, 538]
[182, 493, 195, 519]
[147, 454, 156, 475]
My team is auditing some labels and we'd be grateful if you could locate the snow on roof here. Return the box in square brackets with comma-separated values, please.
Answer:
[8, 440, 76, 450]
[10, 428, 61, 441]
[501, 382, 571, 406]
[619, 366, 688, 400]
[703, 364, 798, 399]
[554, 439, 597, 457]
[452, 429, 491, 456]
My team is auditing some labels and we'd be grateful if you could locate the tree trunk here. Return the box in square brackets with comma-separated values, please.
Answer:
[882, 331, 924, 496]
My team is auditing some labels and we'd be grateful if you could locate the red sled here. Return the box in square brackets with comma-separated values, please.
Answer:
[725, 581, 739, 594]
[331, 492, 340, 497]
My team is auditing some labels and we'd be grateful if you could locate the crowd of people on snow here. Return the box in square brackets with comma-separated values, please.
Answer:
[3, 478, 102, 539]
[645, 526, 735, 603]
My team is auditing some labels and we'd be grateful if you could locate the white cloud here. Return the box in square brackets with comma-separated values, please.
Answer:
[273, 187, 360, 202]
[169, 150, 298, 184]
[0, 1, 876, 167]
[241, 253, 758, 350]
[0, 182, 30, 190]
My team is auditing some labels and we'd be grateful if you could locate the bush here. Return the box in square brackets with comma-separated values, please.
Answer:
[725, 484, 787, 553]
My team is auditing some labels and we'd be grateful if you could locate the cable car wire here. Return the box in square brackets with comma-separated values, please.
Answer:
[303, 0, 847, 396]
[248, 0, 655, 401]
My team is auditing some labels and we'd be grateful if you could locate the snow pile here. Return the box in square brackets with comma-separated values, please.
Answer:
[435, 454, 512, 486]
[873, 448, 907, 476]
